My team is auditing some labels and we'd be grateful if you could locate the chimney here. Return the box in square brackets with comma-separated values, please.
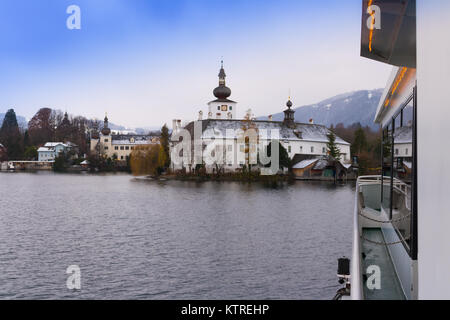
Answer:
[268, 115, 273, 121]
[245, 108, 253, 120]
[172, 119, 177, 133]
[198, 111, 203, 121]
[309, 118, 314, 124]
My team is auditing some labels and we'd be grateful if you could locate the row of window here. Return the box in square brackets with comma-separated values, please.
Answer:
[217, 105, 232, 111]
[221, 144, 329, 154]
[287, 145, 326, 154]
[114, 146, 134, 151]
[395, 148, 409, 156]
[104, 146, 136, 151]
[40, 153, 54, 158]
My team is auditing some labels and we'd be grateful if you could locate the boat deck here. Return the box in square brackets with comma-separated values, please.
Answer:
[361, 228, 406, 300]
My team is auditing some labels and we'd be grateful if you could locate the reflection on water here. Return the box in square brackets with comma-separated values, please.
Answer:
[0, 172, 354, 299]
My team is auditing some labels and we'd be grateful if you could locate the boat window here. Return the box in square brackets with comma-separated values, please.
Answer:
[382, 93, 416, 258]
[392, 97, 414, 254]
[381, 123, 393, 214]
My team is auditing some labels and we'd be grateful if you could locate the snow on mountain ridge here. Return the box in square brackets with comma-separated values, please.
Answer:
[258, 89, 383, 130]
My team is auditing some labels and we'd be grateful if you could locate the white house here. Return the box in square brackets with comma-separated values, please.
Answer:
[394, 125, 412, 160]
[37, 142, 72, 162]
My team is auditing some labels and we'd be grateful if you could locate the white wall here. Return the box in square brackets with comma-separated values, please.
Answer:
[417, 0, 450, 299]
[285, 141, 350, 161]
[394, 143, 412, 158]
[170, 137, 351, 173]
[38, 151, 55, 162]
[207, 101, 237, 119]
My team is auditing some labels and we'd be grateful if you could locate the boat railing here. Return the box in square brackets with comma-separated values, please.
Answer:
[358, 175, 411, 205]
[351, 175, 411, 299]
[351, 175, 388, 300]
[351, 183, 364, 300]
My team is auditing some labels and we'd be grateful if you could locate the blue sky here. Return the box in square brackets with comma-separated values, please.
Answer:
[0, 0, 391, 128]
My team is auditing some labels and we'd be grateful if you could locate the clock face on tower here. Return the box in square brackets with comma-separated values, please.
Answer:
[221, 105, 228, 111]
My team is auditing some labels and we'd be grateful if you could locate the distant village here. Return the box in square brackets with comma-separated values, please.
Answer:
[0, 63, 413, 181]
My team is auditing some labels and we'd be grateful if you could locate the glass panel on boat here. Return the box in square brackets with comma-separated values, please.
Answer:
[382, 124, 393, 215]
[392, 98, 414, 252]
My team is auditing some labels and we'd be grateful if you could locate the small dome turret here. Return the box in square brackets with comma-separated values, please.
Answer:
[283, 98, 296, 128]
[101, 114, 111, 136]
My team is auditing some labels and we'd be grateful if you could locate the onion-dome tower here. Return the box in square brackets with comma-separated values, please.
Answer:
[213, 62, 232, 100]
[207, 60, 237, 120]
[91, 120, 100, 139]
[101, 114, 111, 136]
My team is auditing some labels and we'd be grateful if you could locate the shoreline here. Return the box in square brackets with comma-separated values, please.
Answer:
[1, 170, 357, 183]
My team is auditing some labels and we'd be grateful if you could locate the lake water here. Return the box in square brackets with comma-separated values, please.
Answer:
[0, 172, 355, 300]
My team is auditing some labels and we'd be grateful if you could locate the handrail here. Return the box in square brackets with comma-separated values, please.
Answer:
[350, 178, 365, 300]
[351, 175, 391, 299]
[351, 176, 411, 299]
[358, 175, 410, 198]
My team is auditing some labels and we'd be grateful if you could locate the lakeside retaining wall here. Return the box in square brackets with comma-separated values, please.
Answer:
[0, 161, 53, 171]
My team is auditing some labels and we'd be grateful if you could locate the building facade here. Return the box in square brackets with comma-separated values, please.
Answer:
[37, 142, 73, 162]
[90, 116, 159, 160]
[171, 64, 351, 173]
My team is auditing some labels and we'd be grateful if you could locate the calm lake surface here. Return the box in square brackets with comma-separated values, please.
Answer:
[0, 172, 355, 300]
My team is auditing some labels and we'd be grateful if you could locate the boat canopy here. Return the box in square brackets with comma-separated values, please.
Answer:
[374, 67, 416, 127]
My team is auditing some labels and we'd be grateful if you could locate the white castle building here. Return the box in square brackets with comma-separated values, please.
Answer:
[170, 63, 351, 173]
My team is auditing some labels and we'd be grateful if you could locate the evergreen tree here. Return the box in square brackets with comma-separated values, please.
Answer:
[0, 109, 23, 160]
[264, 141, 291, 171]
[53, 153, 67, 172]
[160, 124, 170, 168]
[56, 112, 72, 141]
[23, 146, 38, 160]
[326, 130, 341, 160]
[23, 130, 30, 147]
[352, 127, 368, 155]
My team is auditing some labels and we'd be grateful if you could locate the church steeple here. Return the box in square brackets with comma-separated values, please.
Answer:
[213, 60, 232, 100]
[101, 113, 111, 136]
[207, 60, 237, 120]
[218, 60, 226, 85]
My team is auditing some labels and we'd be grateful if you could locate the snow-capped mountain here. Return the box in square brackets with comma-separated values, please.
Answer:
[260, 89, 383, 130]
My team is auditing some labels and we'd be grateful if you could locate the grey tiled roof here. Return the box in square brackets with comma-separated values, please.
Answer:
[111, 134, 158, 145]
[183, 119, 350, 145]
